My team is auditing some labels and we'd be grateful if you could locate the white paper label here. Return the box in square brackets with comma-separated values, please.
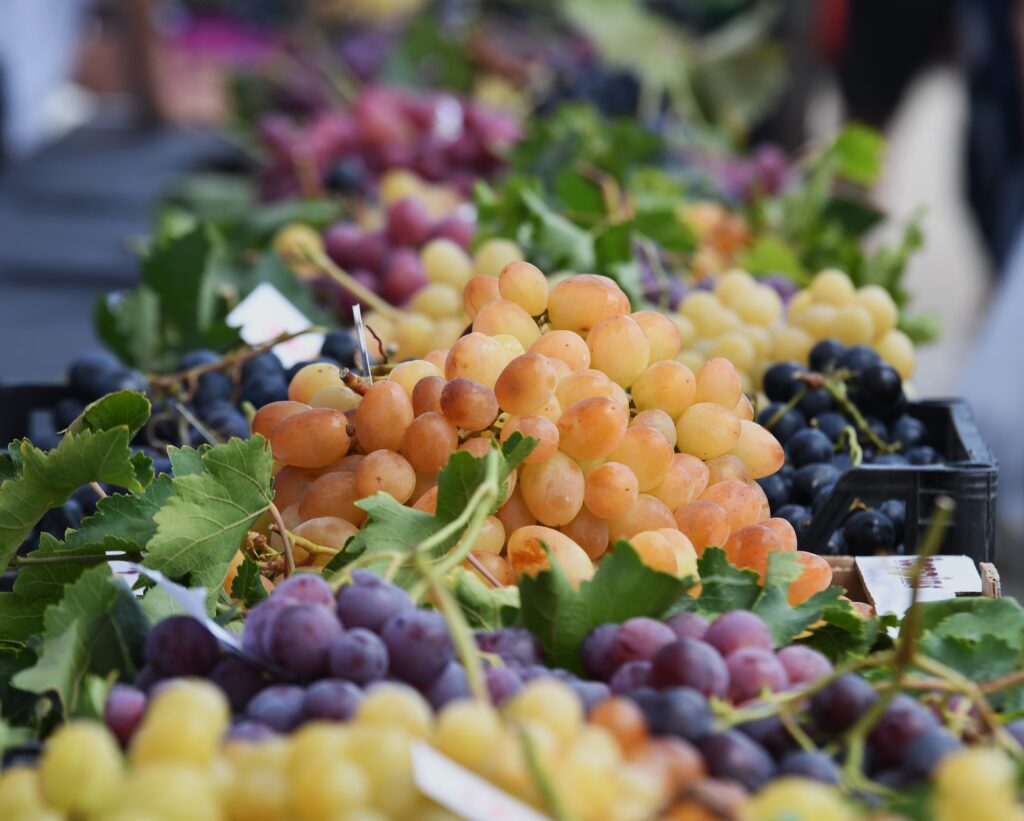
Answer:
[856, 555, 983, 627]
[226, 283, 324, 368]
[411, 741, 551, 821]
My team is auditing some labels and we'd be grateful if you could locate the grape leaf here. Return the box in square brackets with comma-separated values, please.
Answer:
[830, 124, 885, 186]
[0, 392, 152, 572]
[516, 541, 693, 675]
[66, 390, 150, 439]
[231, 555, 268, 608]
[143, 437, 274, 593]
[325, 435, 535, 586]
[11, 566, 148, 715]
[449, 567, 520, 632]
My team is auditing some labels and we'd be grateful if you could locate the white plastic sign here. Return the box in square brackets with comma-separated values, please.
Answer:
[226, 283, 324, 368]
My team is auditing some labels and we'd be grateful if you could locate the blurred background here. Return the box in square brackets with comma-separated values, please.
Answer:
[0, 0, 1020, 588]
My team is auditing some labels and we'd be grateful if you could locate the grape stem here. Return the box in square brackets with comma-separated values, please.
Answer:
[338, 368, 369, 396]
[821, 376, 899, 454]
[517, 725, 571, 821]
[465, 553, 502, 588]
[89, 481, 108, 499]
[268, 526, 339, 557]
[302, 247, 406, 321]
[172, 400, 220, 446]
[12, 551, 142, 566]
[266, 503, 295, 577]
[836, 425, 863, 466]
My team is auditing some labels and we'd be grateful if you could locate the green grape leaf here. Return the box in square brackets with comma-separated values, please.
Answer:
[11, 566, 148, 716]
[94, 287, 161, 371]
[143, 437, 273, 594]
[799, 601, 894, 662]
[554, 168, 606, 224]
[66, 391, 151, 439]
[449, 567, 521, 632]
[325, 435, 536, 587]
[738, 235, 806, 282]
[830, 124, 886, 186]
[919, 597, 1024, 648]
[633, 206, 696, 252]
[230, 555, 269, 608]
[0, 593, 48, 644]
[516, 541, 694, 675]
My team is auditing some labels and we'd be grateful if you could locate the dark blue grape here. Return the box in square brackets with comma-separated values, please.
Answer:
[832, 453, 854, 471]
[203, 406, 249, 440]
[321, 331, 358, 369]
[644, 687, 714, 742]
[485, 665, 523, 705]
[868, 694, 940, 768]
[776, 504, 813, 546]
[890, 415, 927, 449]
[336, 570, 414, 633]
[809, 339, 846, 372]
[813, 411, 849, 442]
[474, 628, 544, 667]
[797, 388, 833, 418]
[328, 628, 389, 685]
[762, 362, 805, 402]
[303, 679, 363, 721]
[69, 350, 122, 397]
[878, 500, 906, 544]
[862, 416, 889, 443]
[838, 345, 881, 373]
[779, 750, 841, 784]
[824, 528, 847, 555]
[793, 463, 840, 503]
[786, 430, 834, 467]
[843, 510, 896, 554]
[757, 474, 790, 511]
[92, 368, 148, 398]
[145, 616, 219, 676]
[178, 350, 220, 370]
[324, 158, 366, 194]
[380, 609, 454, 689]
[872, 453, 908, 466]
[209, 655, 267, 712]
[699, 731, 775, 790]
[426, 661, 471, 709]
[240, 373, 289, 407]
[756, 404, 806, 445]
[812, 482, 838, 515]
[809, 673, 878, 734]
[901, 728, 963, 780]
[906, 446, 938, 465]
[54, 397, 86, 431]
[736, 715, 796, 758]
[241, 352, 285, 383]
[194, 372, 233, 410]
[246, 685, 306, 732]
[853, 364, 902, 411]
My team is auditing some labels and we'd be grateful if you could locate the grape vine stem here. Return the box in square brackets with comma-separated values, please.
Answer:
[266, 502, 295, 577]
[302, 247, 406, 321]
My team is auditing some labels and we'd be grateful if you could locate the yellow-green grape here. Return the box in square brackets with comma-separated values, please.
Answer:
[934, 748, 1020, 821]
[744, 325, 773, 361]
[833, 303, 875, 345]
[434, 701, 505, 770]
[273, 223, 323, 268]
[392, 313, 435, 360]
[547, 274, 631, 335]
[855, 284, 898, 337]
[492, 333, 527, 361]
[630, 408, 678, 448]
[693, 357, 742, 408]
[0, 768, 52, 818]
[130, 681, 230, 768]
[498, 260, 549, 316]
[355, 683, 433, 738]
[809, 268, 856, 306]
[472, 238, 524, 278]
[226, 764, 290, 821]
[733, 284, 783, 327]
[744, 778, 859, 821]
[631, 310, 682, 362]
[787, 288, 814, 323]
[659, 528, 698, 578]
[421, 237, 473, 289]
[38, 722, 122, 815]
[710, 331, 757, 374]
[289, 362, 343, 403]
[472, 299, 542, 349]
[714, 269, 756, 305]
[118, 763, 222, 821]
[409, 283, 462, 319]
[772, 326, 814, 363]
[503, 679, 584, 744]
[309, 384, 362, 412]
[795, 303, 839, 339]
[445, 332, 510, 387]
[389, 359, 442, 397]
[587, 315, 651, 387]
[672, 314, 698, 349]
[379, 169, 425, 204]
[676, 402, 742, 460]
[471, 515, 506, 554]
[290, 758, 369, 821]
[874, 328, 915, 379]
[348, 726, 419, 817]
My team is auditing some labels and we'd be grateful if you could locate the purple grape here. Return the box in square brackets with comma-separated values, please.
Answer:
[475, 628, 544, 667]
[263, 604, 343, 680]
[336, 269, 382, 316]
[328, 628, 389, 685]
[104, 684, 146, 745]
[776, 645, 832, 687]
[336, 570, 414, 633]
[699, 731, 775, 791]
[705, 611, 773, 657]
[581, 623, 620, 681]
[426, 662, 470, 710]
[431, 215, 475, 249]
[610, 617, 676, 669]
[386, 198, 432, 247]
[726, 647, 789, 704]
[245, 685, 306, 732]
[736, 715, 795, 758]
[609, 660, 652, 694]
[809, 673, 878, 734]
[381, 249, 427, 305]
[208, 656, 267, 713]
[778, 750, 841, 784]
[571, 680, 612, 714]
[644, 687, 714, 742]
[867, 695, 940, 769]
[649, 639, 729, 699]
[485, 665, 523, 705]
[1005, 719, 1024, 747]
[303, 679, 363, 722]
[350, 231, 388, 274]
[901, 728, 963, 780]
[226, 720, 277, 742]
[133, 664, 163, 693]
[324, 222, 362, 268]
[145, 616, 219, 676]
[665, 612, 709, 641]
[380, 609, 454, 689]
[242, 596, 290, 660]
[272, 574, 336, 608]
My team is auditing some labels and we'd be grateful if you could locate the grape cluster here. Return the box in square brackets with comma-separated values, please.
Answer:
[756, 338, 939, 555]
[259, 85, 520, 201]
[250, 264, 832, 603]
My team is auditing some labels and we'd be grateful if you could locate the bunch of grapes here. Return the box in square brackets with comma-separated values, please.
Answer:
[673, 268, 914, 394]
[249, 263, 832, 603]
[757, 338, 938, 555]
[259, 85, 521, 201]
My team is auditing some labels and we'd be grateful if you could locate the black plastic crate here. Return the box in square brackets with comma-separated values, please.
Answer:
[803, 399, 998, 562]
[0, 383, 77, 446]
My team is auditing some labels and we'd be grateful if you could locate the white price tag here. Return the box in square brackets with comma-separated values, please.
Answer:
[856, 555, 983, 630]
[226, 283, 324, 368]
[411, 742, 551, 821]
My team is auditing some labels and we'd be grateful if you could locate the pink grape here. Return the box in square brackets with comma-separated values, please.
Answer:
[382, 249, 427, 304]
[387, 197, 433, 247]
[705, 611, 773, 656]
[726, 647, 789, 703]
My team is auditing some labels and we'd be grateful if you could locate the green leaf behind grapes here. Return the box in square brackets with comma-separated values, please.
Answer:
[66, 391, 150, 439]
[449, 568, 520, 632]
[231, 555, 269, 608]
[517, 541, 693, 675]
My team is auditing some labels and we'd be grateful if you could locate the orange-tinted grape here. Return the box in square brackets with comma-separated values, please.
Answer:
[651, 455, 697, 512]
[729, 420, 785, 479]
[413, 485, 438, 513]
[547, 274, 630, 335]
[608, 494, 675, 542]
[498, 261, 548, 316]
[252, 400, 308, 439]
[472, 299, 541, 348]
[519, 452, 585, 526]
[555, 369, 623, 410]
[627, 531, 677, 574]
[674, 500, 730, 553]
[272, 465, 321, 510]
[676, 403, 742, 460]
[399, 412, 458, 474]
[355, 450, 417, 503]
[559, 507, 611, 561]
[463, 275, 501, 319]
[292, 517, 358, 552]
[630, 409, 678, 448]
[497, 485, 537, 533]
[288, 363, 343, 403]
[529, 330, 591, 372]
[723, 525, 783, 578]
[440, 378, 499, 432]
[465, 552, 514, 586]
[678, 454, 711, 499]
[700, 480, 761, 532]
[607, 426, 674, 492]
[500, 415, 559, 463]
[445, 332, 508, 387]
[631, 738, 706, 796]
[705, 455, 750, 486]
[298, 471, 365, 526]
[658, 528, 698, 579]
[557, 397, 629, 461]
[411, 375, 445, 416]
[494, 354, 558, 416]
[631, 361, 696, 419]
[631, 310, 682, 362]
[353, 381, 413, 453]
[388, 360, 441, 397]
[584, 462, 640, 519]
[507, 526, 594, 582]
[734, 394, 754, 421]
[470, 516, 506, 555]
[269, 408, 351, 468]
[760, 517, 798, 552]
[589, 698, 648, 754]
[788, 552, 833, 605]
[586, 315, 650, 387]
[694, 357, 742, 408]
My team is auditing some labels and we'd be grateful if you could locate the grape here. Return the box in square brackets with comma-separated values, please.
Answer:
[556, 368, 621, 409]
[610, 660, 653, 693]
[445, 332, 509, 387]
[643, 687, 714, 742]
[472, 299, 542, 350]
[776, 645, 832, 687]
[208, 656, 267, 713]
[631, 310, 682, 362]
[700, 480, 761, 531]
[729, 420, 785, 479]
[472, 238, 524, 278]
[698, 731, 774, 791]
[292, 516, 358, 554]
[336, 570, 414, 633]
[380, 249, 428, 306]
[145, 616, 219, 677]
[475, 627, 544, 667]
[627, 530, 679, 573]
[298, 471, 365, 525]
[500, 415, 559, 464]
[263, 604, 343, 680]
[809, 673, 878, 734]
[410, 375, 445, 417]
[590, 696, 648, 753]
[466, 551, 514, 585]
[875, 329, 915, 379]
[438, 378, 499, 432]
[104, 684, 147, 745]
[519, 452, 585, 526]
[631, 409, 678, 448]
[469, 515, 506, 555]
[386, 197, 432, 247]
[676, 403, 742, 460]
[777, 750, 841, 784]
[498, 261, 548, 316]
[868, 694, 940, 769]
[902, 728, 963, 780]
[610, 617, 677, 669]
[649, 639, 729, 698]
[705, 611, 773, 656]
[582, 623, 621, 681]
[269, 408, 351, 469]
[252, 400, 308, 438]
[760, 517, 799, 552]
[674, 500, 730, 552]
[485, 665, 524, 705]
[548, 274, 630, 335]
[354, 381, 414, 452]
[463, 275, 502, 319]
[529, 329, 592, 371]
[842, 510, 897, 554]
[241, 597, 289, 661]
[724, 525, 783, 578]
[735, 715, 794, 758]
[492, 354, 558, 416]
[354, 449, 417, 503]
[308, 384, 361, 412]
[726, 647, 789, 703]
[607, 425, 674, 492]
[38, 722, 122, 814]
[608, 494, 675, 542]
[585, 462, 640, 519]
[705, 454, 750, 486]
[788, 552, 834, 605]
[665, 612, 709, 641]
[560, 507, 611, 560]
[421, 237, 473, 289]
[274, 572, 337, 607]
[327, 628, 389, 685]
[289, 363, 343, 404]
[557, 397, 629, 461]
[380, 609, 454, 689]
[69, 349, 122, 396]
[427, 661, 471, 710]
[570, 680, 611, 714]
[245, 685, 306, 732]
[303, 679, 363, 721]
[694, 357, 742, 408]
[586, 315, 651, 387]
[507, 525, 594, 581]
